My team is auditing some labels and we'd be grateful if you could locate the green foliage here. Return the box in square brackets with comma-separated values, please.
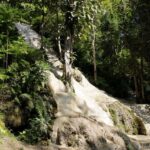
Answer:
[3, 40, 54, 143]
[73, 0, 150, 100]
[19, 117, 51, 144]
[0, 1, 57, 144]
[0, 3, 20, 44]
[0, 22, 53, 143]
[0, 114, 10, 137]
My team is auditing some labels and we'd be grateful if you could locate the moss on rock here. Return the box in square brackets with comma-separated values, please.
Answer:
[0, 114, 10, 137]
[108, 102, 146, 135]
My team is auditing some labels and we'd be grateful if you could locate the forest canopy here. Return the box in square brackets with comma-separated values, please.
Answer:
[1, 0, 150, 101]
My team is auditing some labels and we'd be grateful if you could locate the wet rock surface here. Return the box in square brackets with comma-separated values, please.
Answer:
[130, 104, 150, 124]
[51, 117, 140, 150]
[129, 104, 150, 135]
[108, 102, 147, 135]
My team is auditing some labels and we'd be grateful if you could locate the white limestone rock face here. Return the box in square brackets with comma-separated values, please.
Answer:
[15, 23, 147, 134]
[14, 23, 137, 126]
[51, 117, 141, 150]
[15, 23, 63, 73]
[47, 71, 113, 126]
[15, 23, 41, 49]
[71, 77, 113, 125]
[75, 71, 116, 103]
[145, 124, 150, 135]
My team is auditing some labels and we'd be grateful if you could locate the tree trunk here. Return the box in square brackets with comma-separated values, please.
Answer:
[5, 30, 9, 69]
[134, 57, 145, 104]
[40, 0, 45, 50]
[92, 24, 97, 83]
[56, 1, 62, 60]
[134, 75, 139, 102]
[63, 0, 75, 86]
[57, 32, 62, 60]
[64, 32, 72, 85]
[140, 56, 145, 102]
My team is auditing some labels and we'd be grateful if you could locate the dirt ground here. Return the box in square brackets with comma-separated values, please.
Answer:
[0, 137, 41, 150]
[0, 136, 75, 150]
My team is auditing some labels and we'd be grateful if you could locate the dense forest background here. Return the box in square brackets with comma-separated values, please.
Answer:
[0, 0, 150, 144]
